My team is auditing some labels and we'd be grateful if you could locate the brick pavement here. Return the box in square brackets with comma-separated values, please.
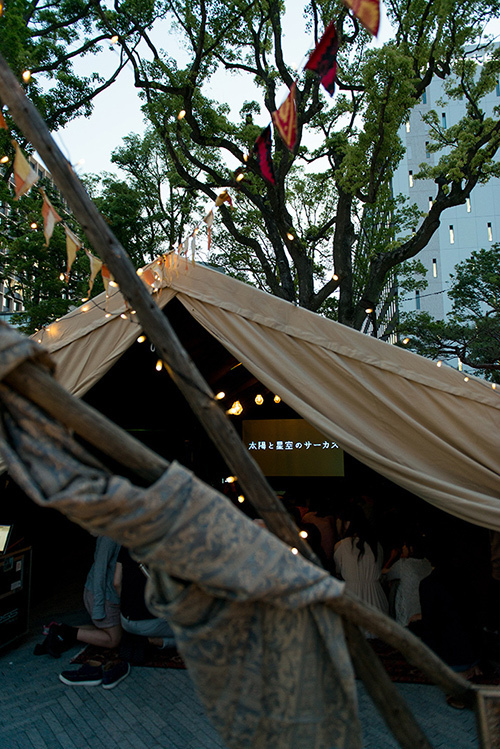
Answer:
[0, 595, 481, 749]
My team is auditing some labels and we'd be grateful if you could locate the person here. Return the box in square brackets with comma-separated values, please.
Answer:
[35, 535, 130, 688]
[114, 546, 176, 663]
[333, 504, 389, 621]
[383, 536, 432, 630]
[302, 497, 336, 567]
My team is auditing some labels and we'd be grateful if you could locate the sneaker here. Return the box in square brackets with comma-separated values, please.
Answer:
[102, 659, 130, 689]
[59, 661, 103, 686]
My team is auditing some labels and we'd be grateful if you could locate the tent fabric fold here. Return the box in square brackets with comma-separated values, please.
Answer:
[0, 326, 361, 749]
[36, 260, 500, 531]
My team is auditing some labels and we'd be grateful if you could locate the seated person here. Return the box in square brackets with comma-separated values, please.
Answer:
[383, 536, 432, 631]
[114, 546, 176, 661]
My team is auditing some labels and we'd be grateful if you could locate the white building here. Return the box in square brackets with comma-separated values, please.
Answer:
[392, 48, 500, 321]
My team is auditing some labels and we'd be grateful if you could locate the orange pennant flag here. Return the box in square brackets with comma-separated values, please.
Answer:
[101, 264, 116, 295]
[85, 249, 103, 297]
[215, 189, 233, 208]
[0, 109, 7, 130]
[64, 224, 81, 281]
[271, 82, 298, 151]
[40, 188, 62, 246]
[342, 0, 380, 36]
[12, 140, 38, 199]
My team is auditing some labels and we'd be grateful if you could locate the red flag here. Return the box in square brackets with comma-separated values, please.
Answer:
[0, 109, 7, 130]
[342, 0, 380, 36]
[252, 126, 276, 185]
[272, 82, 298, 152]
[305, 22, 339, 96]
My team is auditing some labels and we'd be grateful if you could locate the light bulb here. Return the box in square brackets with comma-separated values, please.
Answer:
[225, 476, 237, 484]
[237, 495, 245, 503]
[436, 360, 442, 368]
[299, 530, 308, 539]
[290, 547, 299, 555]
[178, 110, 186, 120]
[255, 394, 264, 405]
[215, 391, 225, 400]
[0, 156, 8, 164]
[274, 395, 281, 403]
[137, 335, 146, 343]
[156, 359, 163, 371]
[22, 70, 31, 83]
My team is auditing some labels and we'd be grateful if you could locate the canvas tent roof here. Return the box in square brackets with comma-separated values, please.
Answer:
[34, 255, 500, 532]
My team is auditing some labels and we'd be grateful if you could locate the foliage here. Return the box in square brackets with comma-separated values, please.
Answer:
[398, 246, 500, 381]
[2, 0, 500, 332]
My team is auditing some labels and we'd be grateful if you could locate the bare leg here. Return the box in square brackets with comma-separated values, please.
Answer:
[76, 623, 122, 649]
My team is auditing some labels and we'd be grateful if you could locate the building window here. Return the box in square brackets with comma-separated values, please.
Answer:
[432, 259, 438, 278]
[416, 290, 421, 310]
[441, 112, 447, 128]
[409, 170, 414, 187]
[449, 225, 455, 244]
[406, 121, 411, 133]
[422, 91, 427, 104]
[488, 222, 493, 241]
[466, 197, 471, 213]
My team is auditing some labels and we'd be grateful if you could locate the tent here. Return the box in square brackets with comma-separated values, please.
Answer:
[34, 254, 500, 532]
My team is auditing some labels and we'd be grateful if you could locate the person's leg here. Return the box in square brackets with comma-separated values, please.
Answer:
[121, 615, 176, 649]
[76, 623, 122, 649]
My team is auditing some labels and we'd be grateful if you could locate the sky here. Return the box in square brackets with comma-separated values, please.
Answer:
[50, 2, 392, 178]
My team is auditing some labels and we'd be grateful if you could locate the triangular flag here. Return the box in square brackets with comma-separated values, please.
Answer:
[342, 0, 380, 36]
[11, 140, 38, 199]
[305, 21, 339, 95]
[40, 188, 62, 246]
[101, 264, 113, 294]
[0, 109, 7, 130]
[252, 125, 276, 184]
[215, 189, 233, 208]
[85, 249, 103, 297]
[64, 224, 81, 281]
[271, 83, 298, 151]
[203, 210, 214, 252]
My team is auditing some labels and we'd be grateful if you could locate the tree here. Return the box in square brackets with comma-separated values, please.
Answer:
[3, 0, 500, 331]
[398, 246, 500, 382]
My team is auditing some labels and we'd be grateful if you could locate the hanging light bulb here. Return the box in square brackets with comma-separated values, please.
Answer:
[255, 394, 264, 405]
[332, 273, 339, 281]
[286, 232, 294, 241]
[0, 156, 8, 164]
[436, 360, 442, 368]
[225, 476, 237, 484]
[110, 35, 119, 44]
[299, 530, 308, 539]
[137, 335, 146, 343]
[120, 313, 128, 319]
[365, 306, 374, 314]
[492, 383, 497, 390]
[156, 359, 163, 371]
[237, 495, 245, 503]
[290, 547, 299, 555]
[274, 395, 281, 404]
[81, 305, 89, 313]
[22, 70, 31, 83]
[226, 400, 243, 416]
[464, 377, 469, 382]
[178, 109, 186, 120]
[402, 337, 410, 345]
[105, 313, 112, 318]
[30, 222, 37, 229]
[59, 273, 65, 281]
[215, 391, 225, 400]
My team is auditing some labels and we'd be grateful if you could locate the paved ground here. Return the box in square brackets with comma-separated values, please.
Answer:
[0, 591, 482, 749]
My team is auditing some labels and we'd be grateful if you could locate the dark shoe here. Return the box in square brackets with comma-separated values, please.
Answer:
[59, 661, 103, 686]
[47, 623, 77, 658]
[102, 659, 130, 689]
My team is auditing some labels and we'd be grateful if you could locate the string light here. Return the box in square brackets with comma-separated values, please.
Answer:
[22, 70, 31, 83]
[120, 313, 128, 319]
[436, 360, 442, 368]
[274, 395, 281, 403]
[464, 377, 469, 382]
[215, 391, 225, 400]
[137, 335, 146, 343]
[227, 400, 243, 415]
[236, 172, 245, 182]
[237, 495, 245, 503]
[290, 547, 299, 555]
[255, 394, 264, 405]
[0, 156, 8, 164]
[30, 222, 37, 229]
[105, 313, 111, 318]
[59, 273, 65, 281]
[81, 305, 89, 313]
[178, 110, 186, 120]
[156, 359, 163, 371]
[299, 530, 308, 539]
[81, 297, 89, 302]
[332, 274, 339, 281]
[492, 383, 497, 390]
[286, 232, 294, 241]
[402, 337, 410, 344]
[109, 281, 119, 288]
[225, 476, 237, 483]
[365, 306, 374, 314]
[110, 35, 119, 43]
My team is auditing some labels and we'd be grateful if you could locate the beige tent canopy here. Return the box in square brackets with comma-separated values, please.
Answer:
[34, 254, 500, 532]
